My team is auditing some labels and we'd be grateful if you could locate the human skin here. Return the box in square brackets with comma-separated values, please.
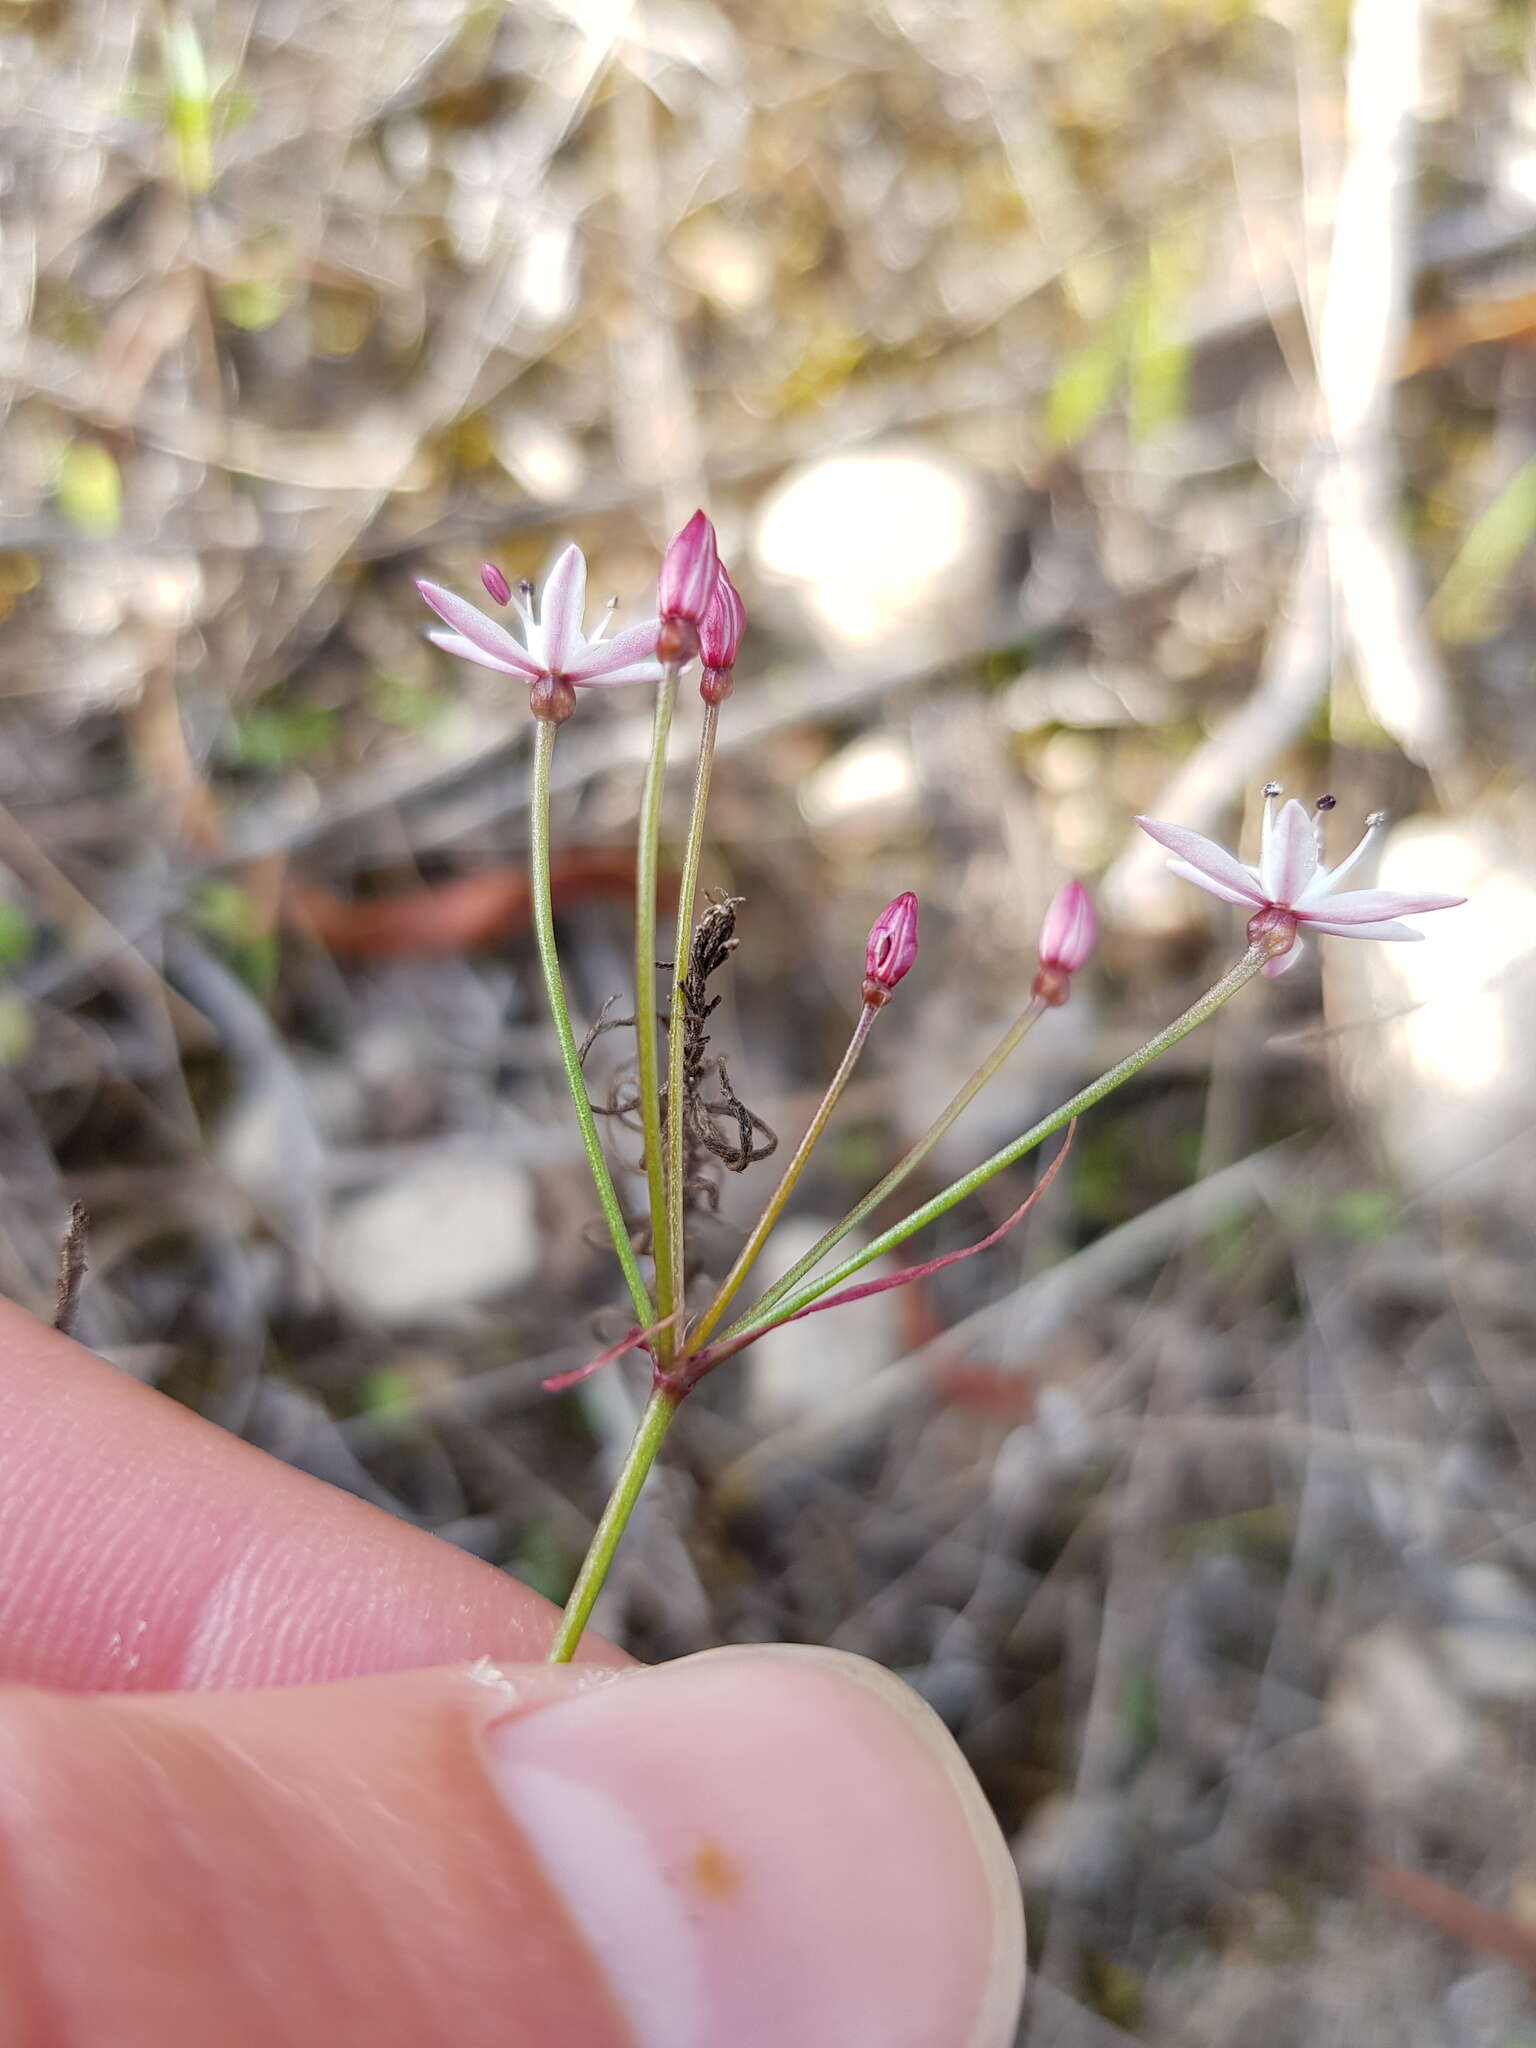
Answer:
[0, 1297, 1025, 2047]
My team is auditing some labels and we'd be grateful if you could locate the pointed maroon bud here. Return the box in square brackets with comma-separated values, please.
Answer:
[699, 565, 745, 670]
[698, 566, 745, 703]
[1032, 879, 1096, 1006]
[480, 562, 511, 606]
[658, 510, 720, 628]
[862, 891, 919, 1006]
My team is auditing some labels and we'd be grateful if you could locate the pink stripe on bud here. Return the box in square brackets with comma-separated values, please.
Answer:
[699, 565, 746, 673]
[658, 510, 720, 625]
[480, 562, 511, 606]
[863, 891, 919, 1005]
[1037, 880, 1096, 973]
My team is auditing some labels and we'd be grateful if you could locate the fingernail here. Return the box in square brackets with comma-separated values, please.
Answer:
[484, 1644, 1024, 2048]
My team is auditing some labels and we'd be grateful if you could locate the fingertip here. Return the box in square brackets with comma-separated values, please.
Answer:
[0, 1297, 627, 1689]
[486, 1644, 1025, 2048]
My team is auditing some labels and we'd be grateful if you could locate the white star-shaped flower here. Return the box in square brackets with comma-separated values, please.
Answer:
[1137, 784, 1465, 976]
[417, 544, 664, 691]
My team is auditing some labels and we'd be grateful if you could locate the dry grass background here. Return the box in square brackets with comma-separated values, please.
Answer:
[3, 0, 1536, 2039]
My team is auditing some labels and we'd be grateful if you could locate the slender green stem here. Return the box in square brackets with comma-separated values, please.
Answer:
[530, 720, 654, 1330]
[634, 669, 679, 1349]
[546, 1383, 680, 1662]
[663, 699, 720, 1341]
[743, 994, 1048, 1331]
[690, 999, 878, 1350]
[719, 946, 1269, 1346]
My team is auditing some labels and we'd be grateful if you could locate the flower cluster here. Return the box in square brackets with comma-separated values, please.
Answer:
[414, 510, 1466, 1675]
[417, 509, 746, 723]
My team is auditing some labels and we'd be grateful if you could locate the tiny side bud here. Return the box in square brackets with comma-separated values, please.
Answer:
[863, 890, 919, 1005]
[481, 562, 512, 606]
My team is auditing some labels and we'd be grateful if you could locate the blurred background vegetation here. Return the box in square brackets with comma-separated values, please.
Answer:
[3, 0, 1536, 2039]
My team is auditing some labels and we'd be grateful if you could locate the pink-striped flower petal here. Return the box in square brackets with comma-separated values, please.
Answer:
[1299, 886, 1465, 926]
[1163, 856, 1265, 909]
[1258, 798, 1319, 905]
[571, 659, 669, 687]
[1299, 917, 1426, 942]
[564, 619, 663, 683]
[536, 544, 587, 673]
[417, 581, 542, 679]
[1136, 818, 1266, 906]
[425, 627, 535, 675]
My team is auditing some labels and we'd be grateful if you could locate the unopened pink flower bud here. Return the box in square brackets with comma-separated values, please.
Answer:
[1038, 880, 1096, 972]
[863, 891, 919, 1006]
[657, 511, 720, 662]
[1032, 878, 1096, 1006]
[480, 562, 512, 606]
[698, 567, 745, 703]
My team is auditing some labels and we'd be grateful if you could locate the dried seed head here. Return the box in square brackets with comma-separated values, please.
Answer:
[863, 891, 920, 1006]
